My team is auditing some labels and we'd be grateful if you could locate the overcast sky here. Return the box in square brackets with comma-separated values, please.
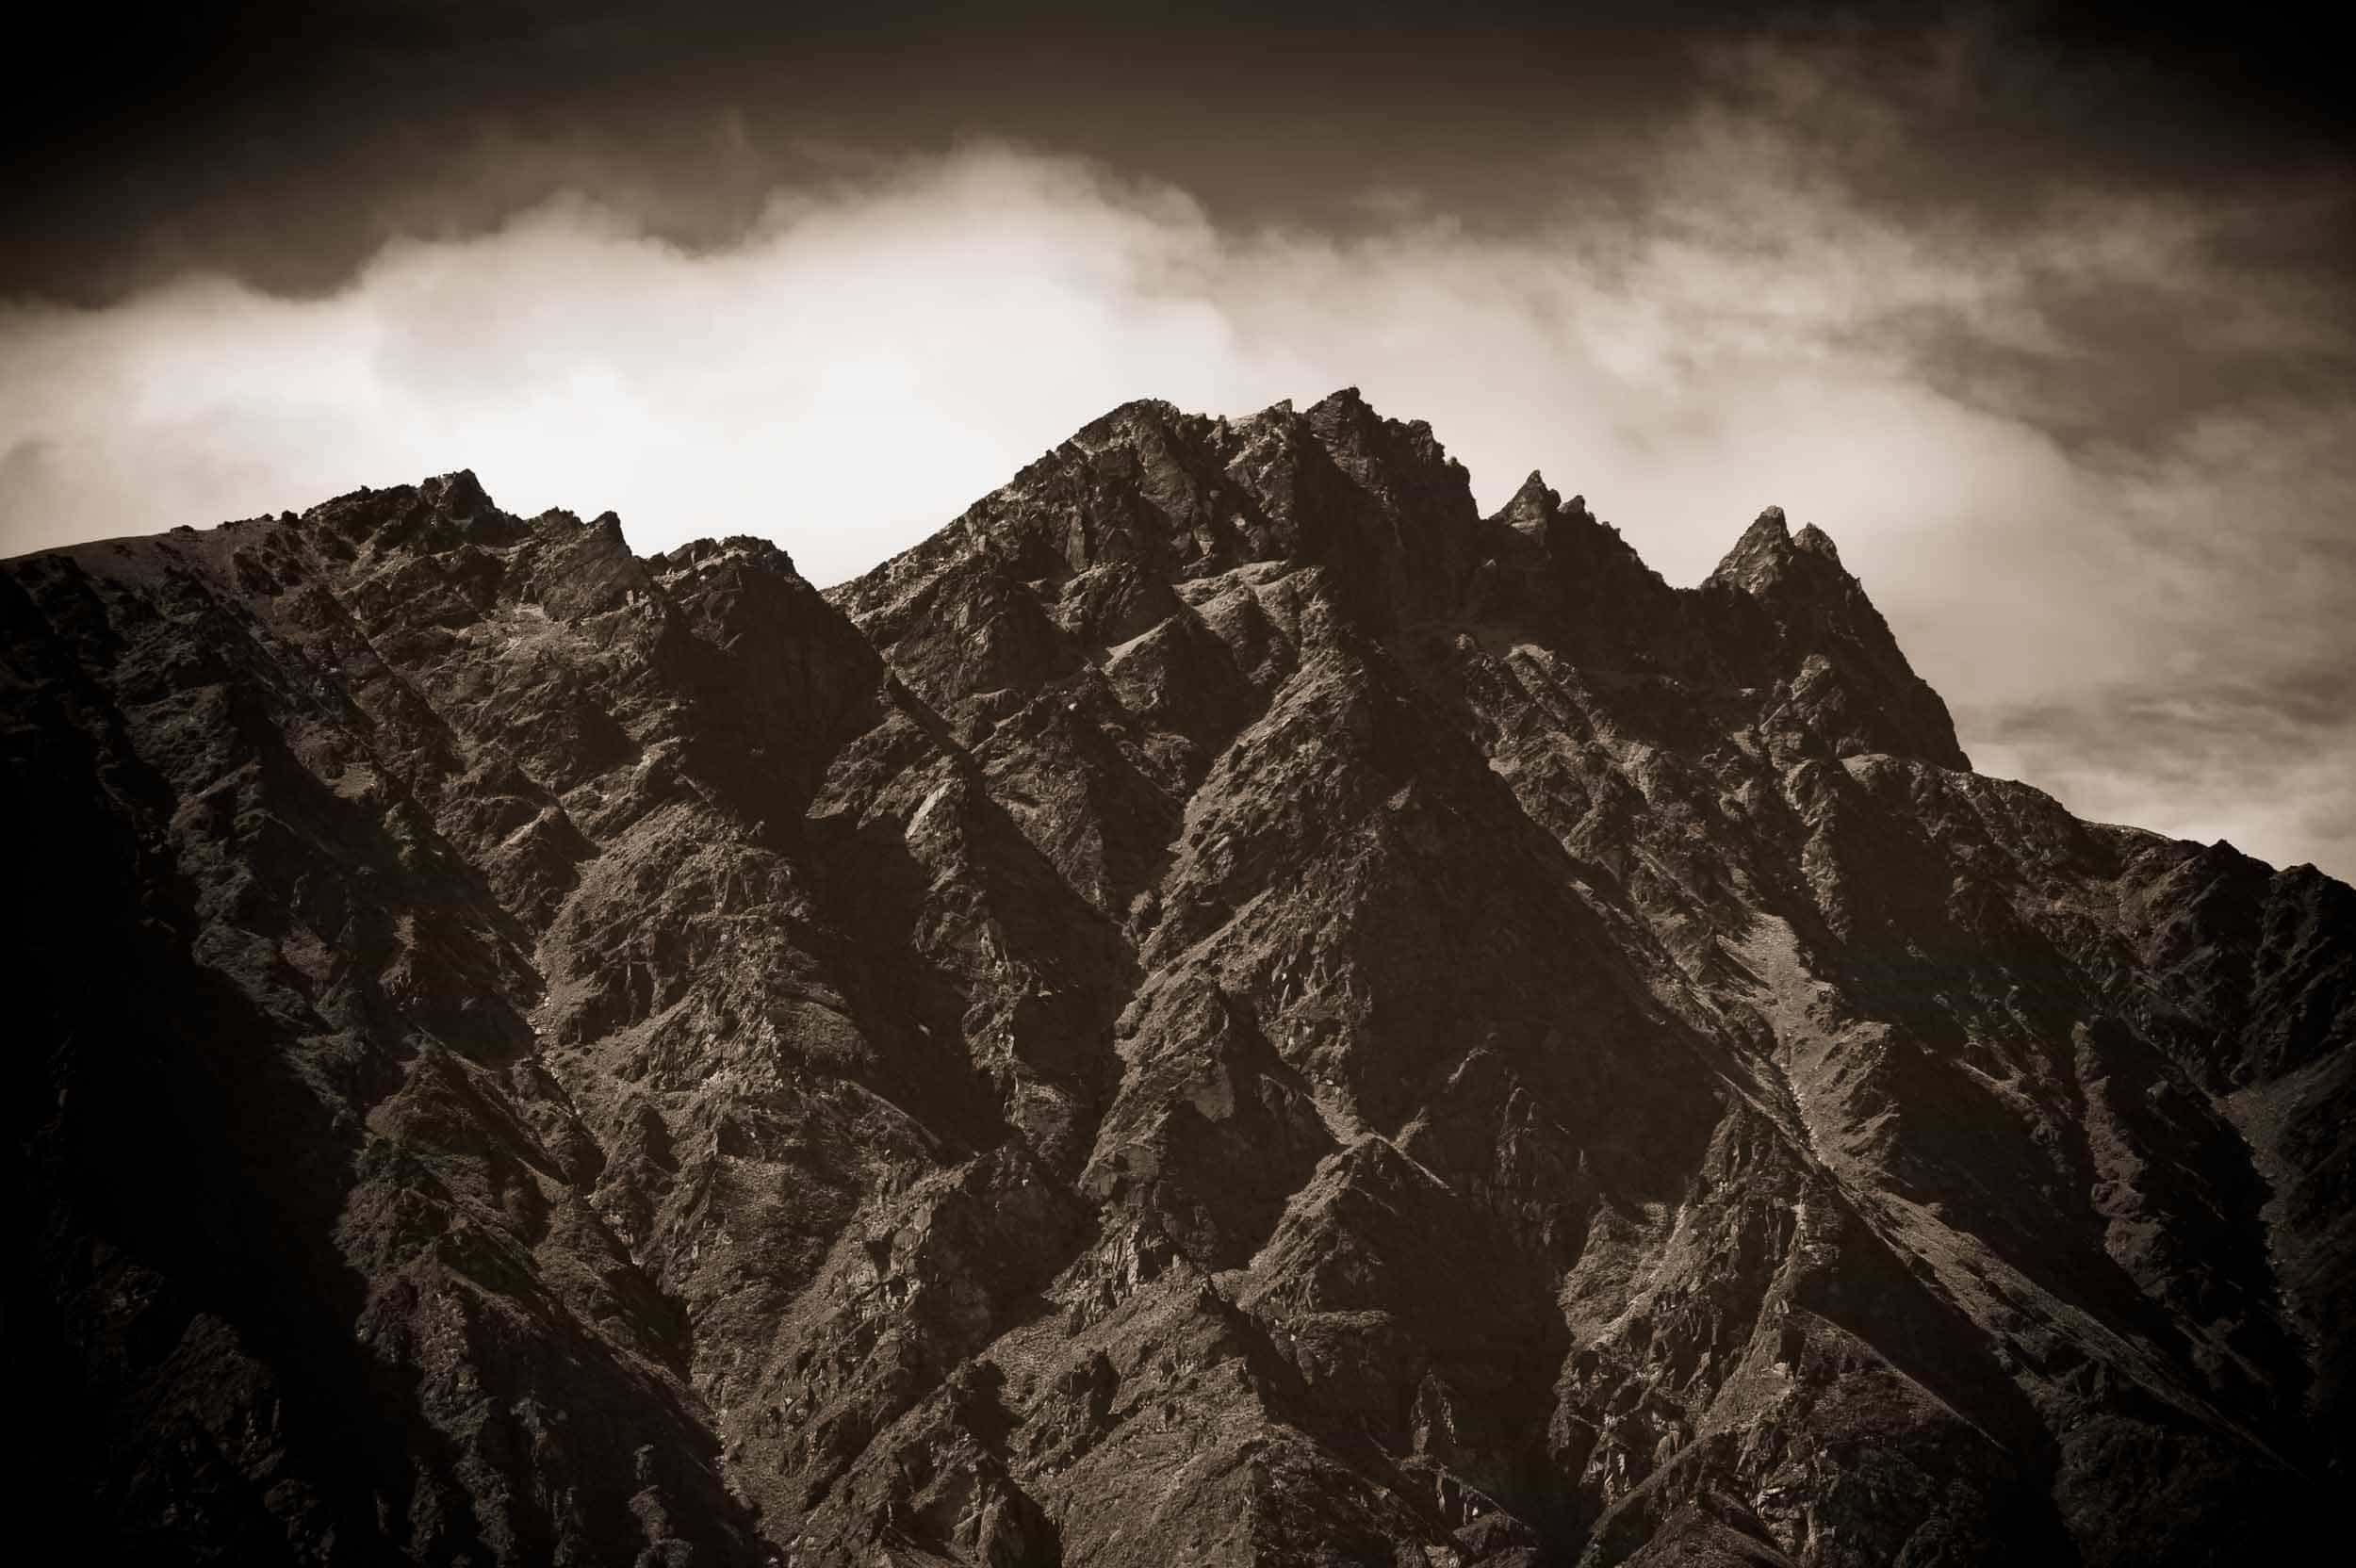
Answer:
[3, 2, 2350, 876]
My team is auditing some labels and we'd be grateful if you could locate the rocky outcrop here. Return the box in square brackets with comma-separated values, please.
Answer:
[4, 390, 2346, 1564]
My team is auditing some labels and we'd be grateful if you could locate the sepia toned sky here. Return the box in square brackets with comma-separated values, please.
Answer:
[4, 2, 2351, 875]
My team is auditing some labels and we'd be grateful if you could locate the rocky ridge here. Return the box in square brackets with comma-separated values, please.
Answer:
[4, 389, 2348, 1566]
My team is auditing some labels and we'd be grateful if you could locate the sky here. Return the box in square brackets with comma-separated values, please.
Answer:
[3, 2, 2351, 876]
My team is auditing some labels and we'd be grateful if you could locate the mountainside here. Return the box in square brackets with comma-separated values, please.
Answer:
[5, 388, 2349, 1567]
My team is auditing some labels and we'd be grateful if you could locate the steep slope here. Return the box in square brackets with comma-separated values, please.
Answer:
[3, 391, 2347, 1567]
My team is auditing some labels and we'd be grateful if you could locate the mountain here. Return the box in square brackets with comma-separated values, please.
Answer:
[4, 389, 2348, 1567]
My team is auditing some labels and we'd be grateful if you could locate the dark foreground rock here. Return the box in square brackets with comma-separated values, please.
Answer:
[4, 392, 2347, 1564]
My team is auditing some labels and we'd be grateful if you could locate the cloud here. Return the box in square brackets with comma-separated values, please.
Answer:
[0, 123, 2348, 876]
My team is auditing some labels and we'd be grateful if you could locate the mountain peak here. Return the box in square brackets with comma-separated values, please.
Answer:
[423, 467, 493, 516]
[822, 394, 1982, 774]
[8, 387, 2345, 1567]
[1498, 469, 1562, 536]
[1707, 505, 1793, 587]
[1706, 505, 1864, 602]
[1072, 396, 1182, 449]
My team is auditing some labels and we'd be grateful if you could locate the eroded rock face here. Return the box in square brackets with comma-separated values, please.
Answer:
[4, 391, 2347, 1565]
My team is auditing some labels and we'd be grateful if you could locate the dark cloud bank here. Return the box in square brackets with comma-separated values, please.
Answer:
[3, 1, 2351, 874]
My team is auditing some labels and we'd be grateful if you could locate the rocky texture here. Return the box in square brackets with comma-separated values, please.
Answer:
[4, 390, 2348, 1565]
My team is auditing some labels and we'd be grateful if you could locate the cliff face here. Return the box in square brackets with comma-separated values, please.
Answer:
[3, 390, 2348, 1567]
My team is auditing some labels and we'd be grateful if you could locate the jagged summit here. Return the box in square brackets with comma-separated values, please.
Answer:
[1708, 503, 1851, 590]
[1708, 503, 1792, 583]
[5, 391, 2347, 1567]
[1498, 469, 1561, 529]
[831, 391, 1966, 772]
[428, 466, 492, 511]
[176, 390, 1969, 776]
[1793, 520, 1841, 559]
